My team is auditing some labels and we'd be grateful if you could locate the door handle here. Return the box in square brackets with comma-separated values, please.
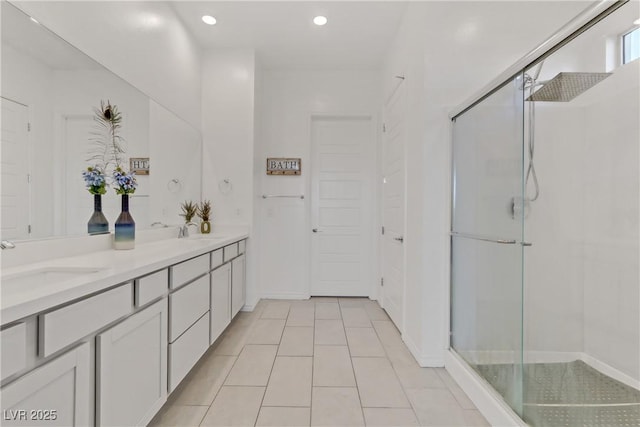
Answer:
[394, 236, 404, 243]
[312, 228, 323, 233]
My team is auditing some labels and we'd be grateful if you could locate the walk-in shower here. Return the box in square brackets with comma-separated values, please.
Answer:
[450, 1, 639, 426]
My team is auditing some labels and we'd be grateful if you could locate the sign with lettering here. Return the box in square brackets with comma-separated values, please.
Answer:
[266, 158, 301, 175]
[130, 157, 150, 175]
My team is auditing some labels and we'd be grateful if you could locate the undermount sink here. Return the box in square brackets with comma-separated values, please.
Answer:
[2, 266, 105, 288]
[186, 234, 228, 241]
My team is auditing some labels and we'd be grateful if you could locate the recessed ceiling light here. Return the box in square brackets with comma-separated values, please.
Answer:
[634, 18, 640, 25]
[30, 17, 40, 24]
[202, 15, 217, 26]
[313, 16, 328, 26]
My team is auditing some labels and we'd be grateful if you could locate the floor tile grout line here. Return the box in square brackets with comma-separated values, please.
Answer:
[309, 301, 316, 427]
[340, 301, 367, 426]
[366, 301, 422, 423]
[198, 347, 243, 424]
[199, 309, 262, 427]
[254, 301, 292, 426]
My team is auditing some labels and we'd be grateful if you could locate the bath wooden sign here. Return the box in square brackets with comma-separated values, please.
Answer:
[130, 157, 150, 175]
[266, 158, 301, 175]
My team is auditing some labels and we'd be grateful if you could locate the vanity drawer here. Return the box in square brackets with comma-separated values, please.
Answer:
[169, 275, 209, 342]
[168, 312, 209, 392]
[210, 249, 224, 271]
[1, 323, 27, 380]
[223, 243, 239, 262]
[39, 284, 132, 357]
[135, 269, 168, 307]
[170, 254, 209, 289]
[238, 239, 246, 255]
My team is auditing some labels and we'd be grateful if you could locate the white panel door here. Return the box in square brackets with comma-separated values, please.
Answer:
[96, 299, 167, 427]
[381, 83, 406, 330]
[1, 343, 90, 427]
[1, 98, 30, 240]
[311, 115, 375, 296]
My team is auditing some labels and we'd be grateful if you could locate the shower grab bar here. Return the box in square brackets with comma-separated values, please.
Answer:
[262, 194, 305, 199]
[450, 232, 516, 244]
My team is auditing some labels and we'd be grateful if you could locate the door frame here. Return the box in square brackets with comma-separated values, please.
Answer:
[379, 76, 408, 331]
[307, 112, 379, 298]
[1, 96, 32, 239]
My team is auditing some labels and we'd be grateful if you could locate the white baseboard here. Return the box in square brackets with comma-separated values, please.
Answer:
[445, 350, 526, 427]
[402, 334, 444, 367]
[260, 293, 310, 300]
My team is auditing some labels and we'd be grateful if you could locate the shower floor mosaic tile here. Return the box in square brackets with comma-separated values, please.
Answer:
[476, 360, 640, 426]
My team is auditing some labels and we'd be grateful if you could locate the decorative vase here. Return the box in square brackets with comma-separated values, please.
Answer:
[200, 221, 211, 234]
[88, 194, 109, 235]
[114, 194, 135, 250]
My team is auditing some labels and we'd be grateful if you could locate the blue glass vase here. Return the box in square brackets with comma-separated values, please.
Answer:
[114, 194, 135, 250]
[87, 194, 109, 235]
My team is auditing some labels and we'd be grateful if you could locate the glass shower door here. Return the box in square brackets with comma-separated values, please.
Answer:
[450, 73, 526, 416]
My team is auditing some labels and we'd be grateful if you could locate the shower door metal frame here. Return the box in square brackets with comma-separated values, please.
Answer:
[449, 0, 629, 120]
[446, 0, 632, 425]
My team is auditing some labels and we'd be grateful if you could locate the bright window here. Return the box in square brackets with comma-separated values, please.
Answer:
[622, 27, 640, 64]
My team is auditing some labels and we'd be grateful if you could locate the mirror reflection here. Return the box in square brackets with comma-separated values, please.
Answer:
[1, 1, 202, 241]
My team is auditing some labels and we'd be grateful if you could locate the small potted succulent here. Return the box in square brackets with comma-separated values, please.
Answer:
[180, 200, 198, 224]
[198, 200, 212, 234]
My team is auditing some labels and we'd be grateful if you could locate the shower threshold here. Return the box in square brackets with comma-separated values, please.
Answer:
[475, 360, 640, 426]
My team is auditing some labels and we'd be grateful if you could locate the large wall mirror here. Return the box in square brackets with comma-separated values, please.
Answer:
[1, 1, 202, 241]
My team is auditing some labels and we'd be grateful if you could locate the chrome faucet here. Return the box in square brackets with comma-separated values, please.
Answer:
[178, 222, 199, 238]
[1, 240, 16, 249]
[150, 221, 168, 228]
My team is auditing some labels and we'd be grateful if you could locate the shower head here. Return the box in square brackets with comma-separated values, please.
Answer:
[526, 72, 612, 102]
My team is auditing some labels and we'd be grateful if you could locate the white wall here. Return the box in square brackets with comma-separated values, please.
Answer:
[523, 0, 639, 381]
[201, 49, 255, 227]
[201, 48, 257, 306]
[525, 59, 640, 380]
[382, 1, 592, 366]
[582, 60, 639, 380]
[254, 69, 380, 299]
[148, 100, 202, 227]
[13, 1, 202, 130]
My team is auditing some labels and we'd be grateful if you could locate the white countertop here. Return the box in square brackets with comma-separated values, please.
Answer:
[0, 231, 248, 326]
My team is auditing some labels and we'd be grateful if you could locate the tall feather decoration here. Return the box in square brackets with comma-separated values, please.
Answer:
[87, 100, 125, 172]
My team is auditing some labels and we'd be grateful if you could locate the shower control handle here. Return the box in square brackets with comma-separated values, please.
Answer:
[394, 236, 404, 243]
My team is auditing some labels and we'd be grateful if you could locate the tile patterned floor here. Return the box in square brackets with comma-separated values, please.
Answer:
[149, 298, 489, 427]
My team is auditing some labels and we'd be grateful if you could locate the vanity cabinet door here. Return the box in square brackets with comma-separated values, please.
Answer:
[0, 342, 90, 427]
[96, 299, 167, 427]
[210, 263, 231, 344]
[231, 254, 246, 318]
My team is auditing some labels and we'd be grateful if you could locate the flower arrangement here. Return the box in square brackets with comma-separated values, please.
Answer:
[112, 167, 138, 195]
[180, 200, 198, 223]
[197, 200, 212, 222]
[82, 166, 107, 195]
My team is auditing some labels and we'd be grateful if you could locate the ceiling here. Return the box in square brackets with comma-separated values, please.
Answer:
[172, 1, 409, 69]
